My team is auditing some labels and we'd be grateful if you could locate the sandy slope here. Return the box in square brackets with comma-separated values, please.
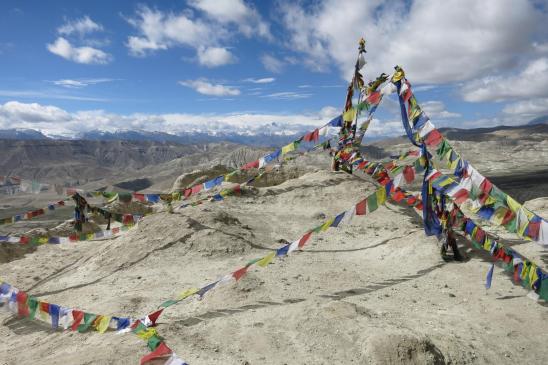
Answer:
[0, 167, 547, 364]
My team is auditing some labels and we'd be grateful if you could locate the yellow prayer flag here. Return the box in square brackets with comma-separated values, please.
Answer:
[520, 264, 529, 281]
[136, 327, 158, 340]
[506, 196, 521, 213]
[438, 178, 455, 187]
[96, 315, 111, 333]
[529, 264, 538, 288]
[257, 252, 276, 267]
[483, 237, 491, 251]
[281, 142, 296, 155]
[177, 287, 199, 300]
[523, 207, 535, 220]
[343, 108, 356, 122]
[38, 237, 48, 244]
[376, 187, 386, 206]
[392, 67, 405, 82]
[483, 195, 497, 206]
[320, 219, 334, 232]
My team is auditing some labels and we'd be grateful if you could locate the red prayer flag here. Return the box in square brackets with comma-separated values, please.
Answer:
[366, 91, 382, 105]
[403, 166, 415, 184]
[16, 291, 29, 317]
[183, 188, 192, 199]
[355, 199, 367, 215]
[191, 184, 203, 195]
[501, 210, 515, 226]
[452, 189, 469, 204]
[298, 231, 312, 248]
[133, 193, 145, 202]
[527, 221, 540, 240]
[480, 179, 493, 194]
[513, 266, 521, 284]
[71, 310, 84, 331]
[392, 190, 405, 202]
[403, 87, 413, 103]
[140, 342, 173, 365]
[232, 267, 248, 281]
[39, 301, 50, 314]
[147, 309, 164, 326]
[242, 160, 260, 170]
[424, 130, 443, 147]
[19, 236, 29, 244]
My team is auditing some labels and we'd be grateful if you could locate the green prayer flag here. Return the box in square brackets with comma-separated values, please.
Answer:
[78, 313, 97, 333]
[160, 300, 178, 308]
[367, 194, 378, 213]
[539, 278, 548, 301]
[27, 297, 39, 319]
[147, 334, 163, 351]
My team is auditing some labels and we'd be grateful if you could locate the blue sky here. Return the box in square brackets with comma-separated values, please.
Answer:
[0, 0, 547, 138]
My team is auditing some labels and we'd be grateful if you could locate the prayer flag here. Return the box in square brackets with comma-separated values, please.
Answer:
[485, 264, 494, 289]
[257, 252, 275, 267]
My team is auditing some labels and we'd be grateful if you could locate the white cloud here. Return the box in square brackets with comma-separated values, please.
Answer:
[58, 16, 103, 36]
[188, 0, 271, 39]
[47, 37, 111, 64]
[421, 101, 461, 119]
[125, 3, 269, 64]
[502, 98, 548, 118]
[126, 6, 217, 56]
[179, 79, 240, 96]
[261, 91, 312, 100]
[244, 77, 275, 84]
[277, 0, 544, 84]
[261, 54, 284, 73]
[0, 101, 71, 124]
[197, 46, 236, 67]
[51, 78, 116, 88]
[461, 57, 548, 102]
[0, 101, 341, 137]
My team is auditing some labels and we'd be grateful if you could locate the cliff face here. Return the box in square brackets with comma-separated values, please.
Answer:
[0, 139, 239, 183]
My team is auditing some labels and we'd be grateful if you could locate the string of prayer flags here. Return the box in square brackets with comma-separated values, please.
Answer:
[0, 224, 131, 246]
[0, 280, 137, 334]
[0, 197, 72, 225]
[391, 68, 548, 247]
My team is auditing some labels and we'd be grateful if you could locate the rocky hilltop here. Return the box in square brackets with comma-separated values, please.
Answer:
[0, 123, 547, 364]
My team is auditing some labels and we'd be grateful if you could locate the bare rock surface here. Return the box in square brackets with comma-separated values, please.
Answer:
[0, 167, 546, 364]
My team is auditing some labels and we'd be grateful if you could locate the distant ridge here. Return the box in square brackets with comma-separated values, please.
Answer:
[527, 115, 548, 125]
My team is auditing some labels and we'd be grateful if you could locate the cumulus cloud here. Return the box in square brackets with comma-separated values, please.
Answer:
[502, 98, 548, 118]
[126, 6, 217, 56]
[47, 37, 111, 64]
[188, 0, 271, 39]
[461, 58, 548, 102]
[197, 46, 236, 67]
[261, 54, 284, 73]
[0, 101, 71, 124]
[48, 16, 111, 64]
[0, 101, 341, 137]
[421, 101, 461, 119]
[125, 2, 270, 65]
[58, 16, 103, 36]
[179, 79, 240, 96]
[277, 0, 544, 84]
